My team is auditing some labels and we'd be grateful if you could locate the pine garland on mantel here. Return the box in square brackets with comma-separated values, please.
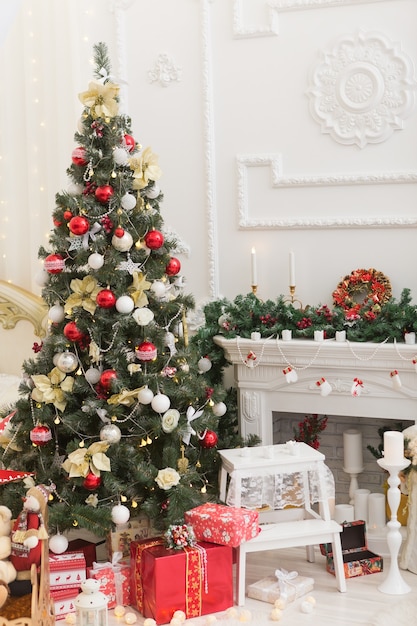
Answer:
[191, 288, 417, 368]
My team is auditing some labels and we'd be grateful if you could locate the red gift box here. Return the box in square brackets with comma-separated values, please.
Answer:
[49, 550, 86, 591]
[50, 587, 78, 620]
[67, 538, 98, 569]
[130, 538, 233, 625]
[184, 503, 260, 547]
[88, 554, 131, 608]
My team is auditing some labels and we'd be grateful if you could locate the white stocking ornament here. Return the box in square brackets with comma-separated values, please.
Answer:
[390, 370, 402, 389]
[283, 367, 298, 384]
[316, 377, 332, 396]
[351, 378, 363, 397]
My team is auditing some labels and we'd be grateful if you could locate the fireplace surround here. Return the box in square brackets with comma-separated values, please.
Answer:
[214, 337, 417, 445]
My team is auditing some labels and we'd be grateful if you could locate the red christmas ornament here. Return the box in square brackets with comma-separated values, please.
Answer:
[96, 289, 116, 308]
[144, 230, 164, 250]
[200, 430, 218, 449]
[123, 134, 136, 152]
[165, 257, 181, 276]
[99, 369, 118, 390]
[83, 472, 102, 490]
[114, 227, 125, 238]
[68, 216, 90, 236]
[44, 254, 65, 274]
[63, 321, 84, 343]
[53, 218, 62, 227]
[30, 424, 52, 446]
[95, 185, 114, 204]
[71, 146, 87, 166]
[63, 210, 73, 221]
[135, 341, 157, 361]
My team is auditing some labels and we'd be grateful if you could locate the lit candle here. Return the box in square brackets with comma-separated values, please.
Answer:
[343, 429, 363, 473]
[289, 251, 295, 286]
[251, 248, 257, 286]
[383, 431, 404, 465]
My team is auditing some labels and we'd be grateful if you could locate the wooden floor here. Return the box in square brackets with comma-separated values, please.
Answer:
[90, 542, 417, 626]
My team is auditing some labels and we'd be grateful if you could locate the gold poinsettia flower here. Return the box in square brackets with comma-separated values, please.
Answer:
[89, 340, 101, 365]
[31, 368, 75, 412]
[129, 147, 162, 190]
[128, 271, 152, 307]
[62, 441, 111, 478]
[107, 387, 142, 406]
[78, 80, 120, 119]
[65, 276, 101, 315]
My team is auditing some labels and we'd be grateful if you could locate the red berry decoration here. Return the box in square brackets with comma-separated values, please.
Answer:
[200, 430, 218, 449]
[96, 289, 116, 308]
[71, 146, 87, 166]
[63, 321, 84, 343]
[135, 341, 157, 361]
[99, 369, 118, 390]
[144, 230, 164, 250]
[30, 424, 52, 446]
[95, 185, 114, 204]
[123, 134, 136, 152]
[166, 257, 181, 276]
[83, 472, 102, 491]
[44, 254, 65, 274]
[114, 227, 125, 238]
[63, 210, 73, 221]
[69, 216, 90, 236]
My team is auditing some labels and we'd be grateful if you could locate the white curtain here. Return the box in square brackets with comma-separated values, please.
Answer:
[0, 0, 124, 292]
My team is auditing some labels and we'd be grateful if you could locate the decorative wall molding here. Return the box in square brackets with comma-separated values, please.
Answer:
[270, 0, 391, 11]
[307, 31, 417, 148]
[147, 53, 182, 88]
[233, 0, 279, 38]
[237, 153, 417, 229]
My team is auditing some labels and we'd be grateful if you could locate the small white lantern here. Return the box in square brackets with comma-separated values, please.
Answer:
[75, 579, 108, 626]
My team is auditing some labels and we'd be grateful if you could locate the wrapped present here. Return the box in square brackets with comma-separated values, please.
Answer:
[130, 538, 233, 625]
[184, 503, 260, 547]
[67, 538, 98, 569]
[49, 550, 86, 591]
[106, 513, 155, 559]
[321, 520, 383, 578]
[88, 551, 130, 608]
[50, 587, 78, 620]
[247, 568, 314, 604]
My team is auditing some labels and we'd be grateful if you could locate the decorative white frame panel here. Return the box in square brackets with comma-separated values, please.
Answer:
[237, 154, 417, 229]
[270, 0, 391, 11]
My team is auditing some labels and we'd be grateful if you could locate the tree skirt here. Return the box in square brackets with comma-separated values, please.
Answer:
[369, 594, 417, 626]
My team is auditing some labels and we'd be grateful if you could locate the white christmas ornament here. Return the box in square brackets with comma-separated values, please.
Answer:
[49, 304, 65, 323]
[151, 393, 171, 413]
[53, 352, 64, 366]
[121, 193, 137, 211]
[124, 613, 137, 625]
[145, 184, 160, 199]
[49, 533, 69, 554]
[67, 182, 84, 196]
[100, 423, 122, 444]
[138, 386, 154, 405]
[212, 402, 227, 417]
[35, 269, 48, 287]
[283, 366, 298, 384]
[150, 281, 167, 298]
[198, 357, 212, 373]
[85, 367, 101, 385]
[116, 295, 135, 314]
[316, 377, 332, 396]
[132, 307, 154, 326]
[112, 231, 134, 251]
[390, 370, 402, 390]
[56, 352, 79, 373]
[88, 253, 104, 270]
[351, 378, 363, 397]
[111, 503, 130, 525]
[113, 147, 129, 166]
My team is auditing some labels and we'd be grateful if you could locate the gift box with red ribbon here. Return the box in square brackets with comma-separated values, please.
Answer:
[88, 551, 130, 608]
[130, 538, 233, 625]
[184, 503, 260, 548]
[49, 550, 86, 591]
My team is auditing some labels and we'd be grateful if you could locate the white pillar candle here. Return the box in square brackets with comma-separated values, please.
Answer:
[314, 330, 324, 342]
[251, 332, 261, 341]
[383, 431, 404, 465]
[335, 330, 346, 342]
[333, 503, 354, 524]
[251, 248, 257, 286]
[343, 429, 364, 473]
[354, 488, 370, 523]
[289, 251, 295, 286]
[368, 493, 386, 531]
[405, 332, 416, 345]
[281, 329, 292, 341]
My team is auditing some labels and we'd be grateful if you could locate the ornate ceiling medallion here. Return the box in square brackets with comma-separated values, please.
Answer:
[307, 31, 416, 148]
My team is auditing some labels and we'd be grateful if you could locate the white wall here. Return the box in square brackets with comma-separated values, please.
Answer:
[0, 0, 416, 316]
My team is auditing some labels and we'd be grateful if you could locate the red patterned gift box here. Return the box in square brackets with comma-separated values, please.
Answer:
[88, 553, 131, 608]
[184, 503, 260, 548]
[50, 587, 78, 620]
[130, 538, 233, 625]
[49, 550, 86, 591]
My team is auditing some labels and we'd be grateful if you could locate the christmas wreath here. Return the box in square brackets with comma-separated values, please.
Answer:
[332, 268, 392, 317]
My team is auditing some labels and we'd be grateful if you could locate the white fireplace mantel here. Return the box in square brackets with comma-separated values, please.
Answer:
[214, 336, 417, 445]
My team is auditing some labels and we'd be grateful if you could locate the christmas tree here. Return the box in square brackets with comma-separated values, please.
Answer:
[0, 43, 233, 537]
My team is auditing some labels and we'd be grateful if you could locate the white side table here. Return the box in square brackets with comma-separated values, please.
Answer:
[218, 443, 346, 605]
